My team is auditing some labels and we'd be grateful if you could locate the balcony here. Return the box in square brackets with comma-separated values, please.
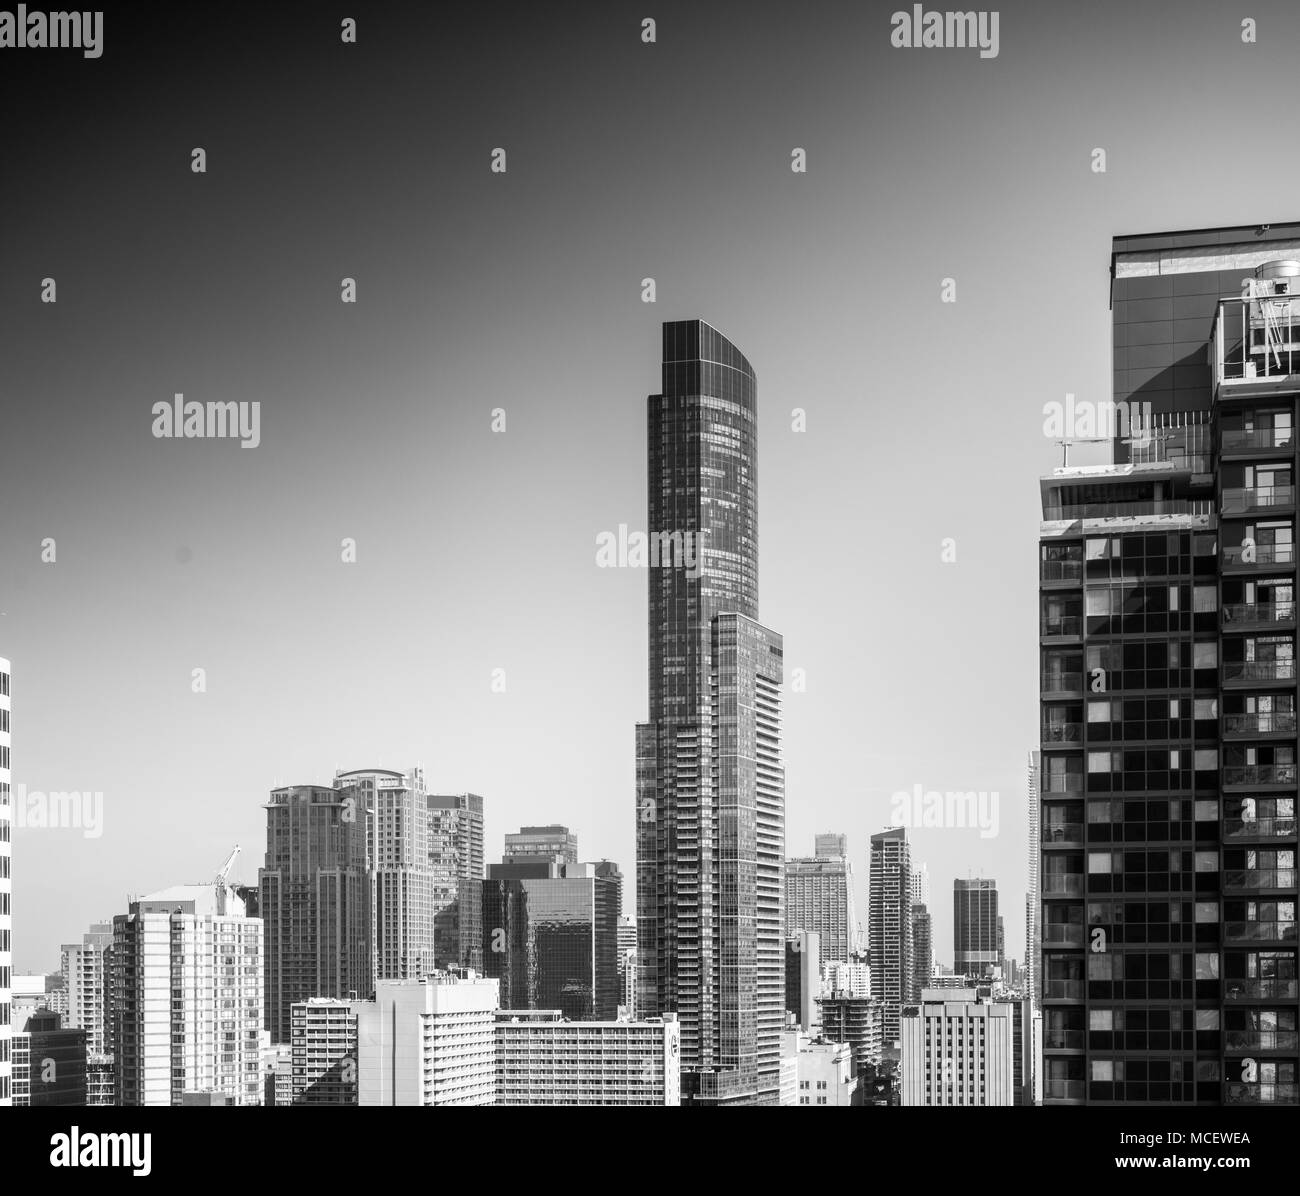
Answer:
[1042, 722, 1083, 744]
[1041, 616, 1083, 638]
[1043, 1029, 1085, 1051]
[1221, 428, 1296, 453]
[1221, 486, 1296, 515]
[1224, 712, 1298, 736]
[1043, 499, 1214, 521]
[1223, 764, 1297, 786]
[1225, 978, 1299, 1000]
[1225, 1082, 1299, 1106]
[1041, 561, 1083, 582]
[1223, 544, 1296, 570]
[1042, 875, 1084, 897]
[1225, 817, 1298, 840]
[1212, 291, 1300, 399]
[1041, 672, 1083, 696]
[1225, 921, 1299, 942]
[1223, 602, 1297, 629]
[1223, 660, 1296, 684]
[1043, 1079, 1085, 1100]
[1042, 924, 1085, 946]
[1225, 1030, 1299, 1052]
[1042, 823, 1084, 845]
[1223, 868, 1298, 890]
[1044, 776, 1084, 794]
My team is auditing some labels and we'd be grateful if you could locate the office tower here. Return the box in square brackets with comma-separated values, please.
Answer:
[815, 833, 848, 860]
[997, 915, 1006, 975]
[869, 828, 913, 1049]
[480, 857, 622, 1020]
[0, 655, 10, 1107]
[10, 1009, 87, 1106]
[783, 931, 820, 1031]
[335, 766, 434, 981]
[495, 1010, 682, 1105]
[911, 904, 933, 1000]
[428, 792, 486, 966]
[786, 850, 855, 965]
[259, 784, 370, 1044]
[61, 922, 113, 1057]
[954, 878, 1000, 979]
[635, 320, 786, 1107]
[1040, 223, 1300, 1107]
[356, 974, 498, 1106]
[503, 823, 576, 864]
[824, 955, 870, 999]
[1026, 750, 1041, 1010]
[109, 869, 264, 1106]
[818, 992, 885, 1076]
[289, 998, 358, 1105]
[900, 988, 1017, 1106]
[910, 862, 931, 909]
[785, 1028, 858, 1107]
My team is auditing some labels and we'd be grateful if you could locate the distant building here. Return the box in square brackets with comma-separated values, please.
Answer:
[12, 1010, 87, 1106]
[85, 1053, 114, 1106]
[869, 828, 913, 1049]
[290, 998, 357, 1105]
[0, 656, 10, 1107]
[818, 993, 884, 1075]
[911, 905, 932, 1001]
[784, 931, 820, 1031]
[814, 833, 847, 860]
[502, 824, 576, 864]
[900, 988, 1017, 1106]
[495, 1010, 681, 1105]
[61, 922, 113, 1056]
[786, 849, 855, 966]
[953, 878, 1000, 979]
[428, 792, 486, 967]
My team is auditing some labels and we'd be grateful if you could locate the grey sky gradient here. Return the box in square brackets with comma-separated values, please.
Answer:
[3, 0, 1299, 970]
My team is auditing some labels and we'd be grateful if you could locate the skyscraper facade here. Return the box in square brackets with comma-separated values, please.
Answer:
[110, 880, 264, 1106]
[786, 852, 855, 966]
[336, 766, 433, 981]
[259, 784, 370, 1043]
[869, 828, 913, 1049]
[428, 792, 486, 966]
[954, 878, 1000, 979]
[1026, 751, 1041, 1010]
[480, 857, 622, 1020]
[636, 320, 786, 1106]
[0, 656, 9, 1107]
[61, 921, 113, 1056]
[911, 904, 933, 999]
[1039, 222, 1300, 1105]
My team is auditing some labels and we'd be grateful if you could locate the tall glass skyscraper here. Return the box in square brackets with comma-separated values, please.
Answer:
[954, 878, 1001, 979]
[636, 320, 786, 1106]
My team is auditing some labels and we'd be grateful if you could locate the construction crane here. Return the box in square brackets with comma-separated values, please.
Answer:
[214, 845, 240, 914]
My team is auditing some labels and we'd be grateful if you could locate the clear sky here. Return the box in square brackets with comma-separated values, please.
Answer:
[3, 0, 1296, 971]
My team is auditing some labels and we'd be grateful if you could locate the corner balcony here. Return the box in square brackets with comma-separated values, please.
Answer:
[1226, 1082, 1299, 1105]
[1212, 291, 1300, 401]
[1223, 868, 1299, 891]
[1221, 427, 1297, 455]
[1226, 978, 1299, 1001]
[1224, 711, 1298, 736]
[1225, 921, 1299, 943]
[1222, 660, 1296, 685]
[1221, 485, 1296, 515]
[1222, 602, 1297, 630]
[1224, 816, 1298, 840]
[1222, 763, 1298, 787]
[1225, 1030, 1300, 1052]
[1223, 543, 1296, 573]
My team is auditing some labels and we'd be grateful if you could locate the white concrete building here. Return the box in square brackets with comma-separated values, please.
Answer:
[357, 973, 498, 1106]
[495, 1010, 680, 1106]
[61, 922, 113, 1055]
[900, 988, 1017, 1106]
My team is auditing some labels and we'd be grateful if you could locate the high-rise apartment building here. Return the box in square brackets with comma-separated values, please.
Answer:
[636, 320, 786, 1106]
[480, 857, 622, 1020]
[1039, 223, 1300, 1105]
[356, 974, 498, 1106]
[289, 998, 358, 1105]
[911, 904, 933, 1000]
[495, 1010, 682, 1106]
[869, 828, 913, 1049]
[954, 878, 1000, 979]
[428, 792, 485, 966]
[10, 1009, 86, 1106]
[110, 876, 264, 1106]
[786, 847, 855, 966]
[900, 988, 1017, 1106]
[335, 766, 433, 981]
[910, 862, 931, 909]
[503, 824, 576, 864]
[61, 922, 113, 1057]
[259, 784, 370, 1043]
[815, 833, 848, 860]
[0, 656, 10, 1107]
[1026, 751, 1041, 1010]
